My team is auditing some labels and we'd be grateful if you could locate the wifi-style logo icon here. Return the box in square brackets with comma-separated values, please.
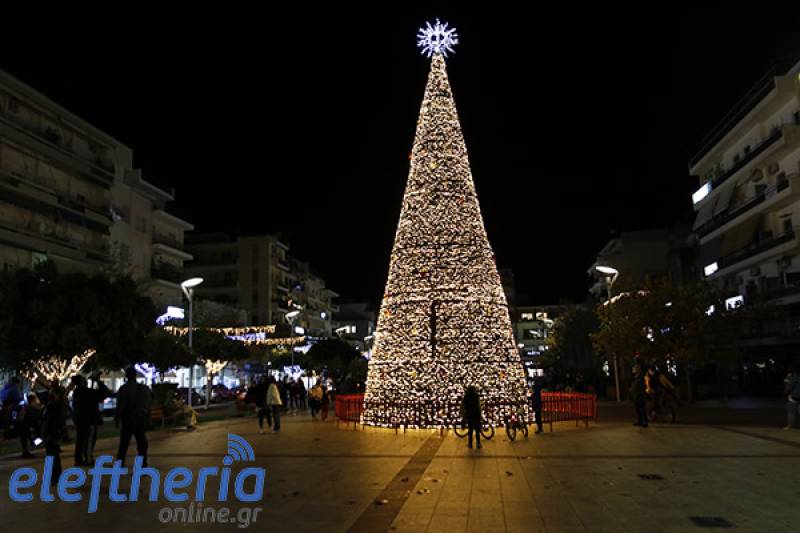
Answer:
[223, 433, 256, 466]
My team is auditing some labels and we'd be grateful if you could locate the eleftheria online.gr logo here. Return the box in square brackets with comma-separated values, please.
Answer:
[6, 433, 265, 517]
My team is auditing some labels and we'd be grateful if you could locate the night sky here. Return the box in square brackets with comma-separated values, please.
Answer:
[3, 6, 800, 307]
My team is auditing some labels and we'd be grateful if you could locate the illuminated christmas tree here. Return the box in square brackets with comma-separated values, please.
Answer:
[362, 20, 528, 428]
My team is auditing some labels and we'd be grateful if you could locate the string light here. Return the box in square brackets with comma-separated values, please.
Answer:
[204, 359, 228, 375]
[22, 349, 96, 383]
[361, 49, 528, 428]
[163, 325, 304, 347]
[163, 325, 277, 336]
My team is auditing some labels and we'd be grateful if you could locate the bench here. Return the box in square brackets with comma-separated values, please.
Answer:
[149, 406, 181, 430]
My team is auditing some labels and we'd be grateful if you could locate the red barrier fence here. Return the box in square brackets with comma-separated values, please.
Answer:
[334, 392, 597, 431]
[540, 392, 597, 430]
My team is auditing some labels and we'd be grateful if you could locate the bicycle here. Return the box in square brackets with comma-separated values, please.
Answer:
[504, 410, 528, 441]
[453, 419, 495, 441]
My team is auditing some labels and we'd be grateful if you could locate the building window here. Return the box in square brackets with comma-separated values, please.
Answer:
[134, 216, 148, 233]
[520, 313, 534, 320]
[252, 292, 258, 306]
[224, 271, 233, 285]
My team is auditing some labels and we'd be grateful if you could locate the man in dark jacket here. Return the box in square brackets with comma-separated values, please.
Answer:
[630, 365, 648, 428]
[43, 387, 67, 484]
[115, 367, 152, 467]
[532, 375, 544, 434]
[71, 373, 111, 466]
[461, 386, 483, 449]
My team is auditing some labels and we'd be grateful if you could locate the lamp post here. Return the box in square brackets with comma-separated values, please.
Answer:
[595, 265, 621, 403]
[181, 277, 204, 408]
[285, 310, 301, 375]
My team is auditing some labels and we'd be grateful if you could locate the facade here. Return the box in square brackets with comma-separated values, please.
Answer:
[286, 256, 339, 337]
[184, 233, 295, 326]
[588, 227, 695, 300]
[0, 69, 192, 309]
[691, 59, 800, 351]
[512, 304, 581, 360]
[333, 302, 376, 354]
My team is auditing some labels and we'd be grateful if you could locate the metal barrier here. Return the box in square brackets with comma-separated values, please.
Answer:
[334, 392, 597, 432]
[539, 392, 597, 431]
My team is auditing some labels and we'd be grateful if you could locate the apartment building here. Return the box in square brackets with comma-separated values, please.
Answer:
[286, 256, 339, 337]
[691, 59, 800, 349]
[333, 302, 376, 353]
[588, 227, 695, 300]
[0, 69, 192, 309]
[184, 233, 292, 325]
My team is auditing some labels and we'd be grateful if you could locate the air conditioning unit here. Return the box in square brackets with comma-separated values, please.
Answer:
[778, 256, 792, 269]
[750, 266, 761, 276]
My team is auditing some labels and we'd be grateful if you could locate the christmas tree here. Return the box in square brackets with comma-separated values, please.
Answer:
[361, 20, 528, 428]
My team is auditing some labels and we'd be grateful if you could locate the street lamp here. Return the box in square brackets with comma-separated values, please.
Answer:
[285, 310, 301, 375]
[595, 265, 622, 403]
[181, 277, 203, 407]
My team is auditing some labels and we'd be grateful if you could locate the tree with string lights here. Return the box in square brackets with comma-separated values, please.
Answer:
[361, 20, 528, 428]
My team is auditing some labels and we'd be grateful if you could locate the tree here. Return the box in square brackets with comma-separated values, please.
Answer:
[307, 338, 360, 382]
[361, 37, 528, 427]
[144, 328, 195, 377]
[0, 263, 157, 376]
[545, 307, 600, 388]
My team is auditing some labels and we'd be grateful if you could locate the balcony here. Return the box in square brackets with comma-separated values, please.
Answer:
[696, 173, 799, 240]
[705, 127, 783, 191]
[690, 66, 777, 168]
[151, 262, 184, 284]
[717, 229, 796, 271]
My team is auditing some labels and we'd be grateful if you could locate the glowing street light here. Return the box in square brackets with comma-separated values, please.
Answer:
[595, 265, 622, 403]
[181, 277, 203, 407]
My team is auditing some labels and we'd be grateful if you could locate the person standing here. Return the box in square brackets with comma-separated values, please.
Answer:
[43, 387, 67, 484]
[784, 366, 800, 430]
[320, 381, 330, 421]
[251, 378, 270, 434]
[461, 386, 482, 449]
[71, 373, 111, 466]
[266, 377, 282, 432]
[19, 393, 43, 458]
[0, 376, 22, 406]
[630, 365, 648, 428]
[309, 381, 322, 420]
[115, 367, 152, 467]
[532, 375, 544, 434]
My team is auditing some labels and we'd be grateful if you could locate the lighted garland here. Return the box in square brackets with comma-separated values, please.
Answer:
[361, 28, 528, 428]
[22, 349, 96, 384]
[163, 325, 276, 336]
[163, 326, 304, 347]
[204, 359, 228, 375]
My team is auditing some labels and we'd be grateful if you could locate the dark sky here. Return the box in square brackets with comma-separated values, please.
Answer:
[3, 6, 800, 306]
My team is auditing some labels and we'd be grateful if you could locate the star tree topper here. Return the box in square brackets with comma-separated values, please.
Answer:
[416, 19, 459, 57]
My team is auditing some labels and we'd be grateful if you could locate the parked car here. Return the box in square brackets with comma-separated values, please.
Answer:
[176, 387, 203, 405]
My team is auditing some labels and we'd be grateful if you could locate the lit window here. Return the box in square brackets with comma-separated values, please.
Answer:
[725, 295, 744, 310]
[692, 182, 712, 205]
[704, 262, 719, 277]
[520, 313, 534, 320]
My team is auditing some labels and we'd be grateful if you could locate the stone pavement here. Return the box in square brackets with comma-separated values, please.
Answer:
[0, 413, 799, 532]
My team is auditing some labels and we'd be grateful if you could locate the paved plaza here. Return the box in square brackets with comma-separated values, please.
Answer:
[0, 412, 798, 533]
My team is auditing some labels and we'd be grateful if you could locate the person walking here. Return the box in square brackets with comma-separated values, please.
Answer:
[115, 367, 153, 467]
[309, 381, 322, 420]
[19, 393, 43, 458]
[266, 377, 282, 432]
[784, 366, 800, 430]
[43, 387, 67, 484]
[320, 381, 330, 421]
[250, 378, 270, 434]
[461, 385, 483, 449]
[532, 375, 544, 434]
[71, 373, 111, 466]
[630, 365, 648, 428]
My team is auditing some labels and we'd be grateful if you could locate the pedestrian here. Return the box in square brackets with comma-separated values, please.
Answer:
[309, 381, 322, 420]
[532, 375, 544, 434]
[630, 365, 648, 428]
[266, 377, 282, 432]
[460, 385, 482, 449]
[784, 366, 800, 430]
[320, 381, 329, 421]
[251, 378, 270, 434]
[296, 378, 306, 410]
[279, 377, 289, 412]
[19, 393, 43, 458]
[115, 367, 153, 467]
[43, 386, 67, 484]
[71, 373, 111, 466]
[0, 376, 22, 406]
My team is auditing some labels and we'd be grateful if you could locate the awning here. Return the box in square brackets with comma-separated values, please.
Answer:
[693, 196, 718, 230]
[713, 183, 736, 217]
[719, 215, 761, 257]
